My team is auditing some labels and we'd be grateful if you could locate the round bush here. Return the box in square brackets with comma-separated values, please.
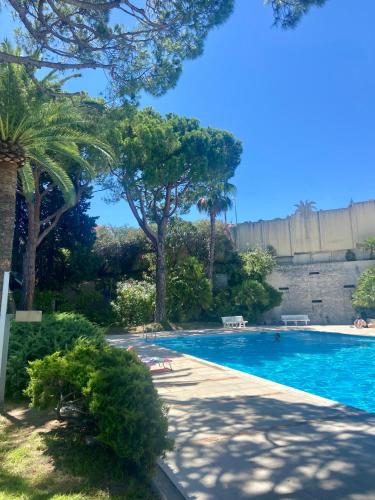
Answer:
[112, 280, 155, 328]
[26, 340, 171, 474]
[6, 313, 104, 399]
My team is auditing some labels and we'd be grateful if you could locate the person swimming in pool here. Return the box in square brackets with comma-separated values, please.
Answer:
[274, 332, 281, 341]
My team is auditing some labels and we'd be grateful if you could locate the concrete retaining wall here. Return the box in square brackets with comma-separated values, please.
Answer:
[233, 200, 375, 257]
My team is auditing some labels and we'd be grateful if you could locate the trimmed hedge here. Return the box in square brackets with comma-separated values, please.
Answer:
[6, 313, 104, 399]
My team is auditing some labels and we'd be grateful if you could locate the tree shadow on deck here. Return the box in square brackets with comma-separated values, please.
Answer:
[163, 394, 375, 499]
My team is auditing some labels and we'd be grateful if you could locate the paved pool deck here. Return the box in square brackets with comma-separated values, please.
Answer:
[108, 326, 375, 499]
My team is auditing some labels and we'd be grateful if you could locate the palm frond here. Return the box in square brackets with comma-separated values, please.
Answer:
[18, 163, 35, 200]
[28, 152, 75, 205]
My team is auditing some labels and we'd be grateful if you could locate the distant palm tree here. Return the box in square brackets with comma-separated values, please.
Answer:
[359, 237, 375, 259]
[197, 181, 236, 283]
[294, 200, 317, 217]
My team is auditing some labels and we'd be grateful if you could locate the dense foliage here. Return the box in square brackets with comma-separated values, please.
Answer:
[26, 340, 171, 473]
[2, 1, 234, 97]
[359, 237, 375, 260]
[167, 257, 212, 322]
[112, 280, 156, 328]
[6, 313, 103, 399]
[94, 225, 153, 280]
[13, 188, 99, 291]
[59, 288, 116, 326]
[211, 248, 282, 322]
[266, 0, 327, 28]
[241, 248, 276, 281]
[352, 267, 375, 310]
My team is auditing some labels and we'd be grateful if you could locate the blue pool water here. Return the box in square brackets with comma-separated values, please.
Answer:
[155, 331, 375, 413]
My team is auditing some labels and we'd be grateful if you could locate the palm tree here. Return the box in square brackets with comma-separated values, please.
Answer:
[197, 181, 236, 284]
[0, 55, 111, 307]
[359, 237, 375, 260]
[294, 200, 317, 217]
[293, 200, 317, 243]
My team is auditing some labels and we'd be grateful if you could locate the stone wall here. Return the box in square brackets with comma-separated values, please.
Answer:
[232, 200, 375, 257]
[264, 260, 375, 325]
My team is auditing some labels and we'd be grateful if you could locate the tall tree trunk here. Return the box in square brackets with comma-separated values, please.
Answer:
[0, 161, 18, 304]
[21, 200, 38, 310]
[208, 211, 217, 285]
[155, 220, 167, 323]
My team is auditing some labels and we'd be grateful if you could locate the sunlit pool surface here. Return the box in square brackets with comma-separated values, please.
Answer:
[155, 331, 375, 413]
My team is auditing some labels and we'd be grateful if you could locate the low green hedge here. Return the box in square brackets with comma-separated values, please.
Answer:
[6, 313, 104, 399]
[26, 339, 172, 474]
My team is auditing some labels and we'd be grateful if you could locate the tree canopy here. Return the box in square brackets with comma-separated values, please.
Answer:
[108, 108, 237, 248]
[265, 0, 327, 28]
[1, 1, 234, 96]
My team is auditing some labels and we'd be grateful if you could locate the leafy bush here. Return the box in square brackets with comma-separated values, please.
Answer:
[167, 257, 211, 322]
[112, 280, 155, 328]
[352, 267, 375, 309]
[7, 313, 103, 399]
[213, 280, 281, 321]
[345, 249, 357, 261]
[33, 290, 61, 313]
[94, 225, 153, 280]
[240, 248, 276, 280]
[359, 237, 375, 260]
[26, 340, 171, 474]
[208, 248, 280, 322]
[60, 289, 116, 325]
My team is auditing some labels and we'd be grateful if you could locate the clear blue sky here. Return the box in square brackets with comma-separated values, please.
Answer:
[3, 0, 375, 226]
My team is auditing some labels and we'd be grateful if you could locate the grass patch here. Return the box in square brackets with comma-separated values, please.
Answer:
[0, 406, 158, 499]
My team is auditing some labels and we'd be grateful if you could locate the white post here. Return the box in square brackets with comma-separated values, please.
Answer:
[0, 272, 10, 405]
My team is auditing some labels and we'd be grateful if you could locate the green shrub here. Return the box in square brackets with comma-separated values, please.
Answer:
[167, 257, 211, 322]
[60, 289, 116, 326]
[352, 266, 375, 309]
[208, 248, 281, 322]
[33, 290, 61, 313]
[240, 248, 276, 280]
[112, 280, 155, 328]
[345, 249, 357, 261]
[26, 340, 171, 474]
[7, 313, 103, 399]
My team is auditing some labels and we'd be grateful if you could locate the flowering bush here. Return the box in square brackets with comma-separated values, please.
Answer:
[112, 280, 155, 327]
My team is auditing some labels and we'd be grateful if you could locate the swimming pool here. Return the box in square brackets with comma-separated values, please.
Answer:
[155, 331, 375, 413]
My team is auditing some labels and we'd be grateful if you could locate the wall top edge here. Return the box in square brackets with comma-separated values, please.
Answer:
[235, 199, 375, 227]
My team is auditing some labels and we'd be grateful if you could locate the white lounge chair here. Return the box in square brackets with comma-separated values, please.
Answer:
[222, 316, 248, 328]
[281, 314, 310, 326]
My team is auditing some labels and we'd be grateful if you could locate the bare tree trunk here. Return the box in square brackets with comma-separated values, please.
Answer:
[0, 161, 18, 303]
[208, 211, 217, 285]
[21, 200, 38, 310]
[155, 220, 167, 323]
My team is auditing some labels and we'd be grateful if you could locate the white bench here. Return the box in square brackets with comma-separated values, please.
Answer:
[222, 316, 248, 328]
[281, 314, 310, 326]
